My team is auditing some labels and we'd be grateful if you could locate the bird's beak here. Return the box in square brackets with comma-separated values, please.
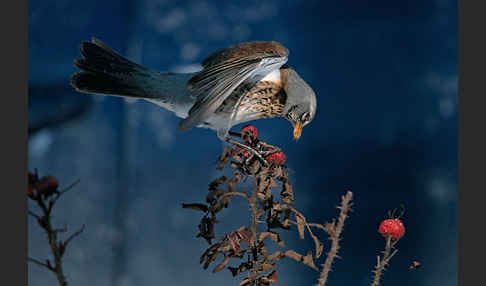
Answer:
[293, 122, 303, 141]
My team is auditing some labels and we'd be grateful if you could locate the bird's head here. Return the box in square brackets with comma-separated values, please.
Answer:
[281, 66, 317, 140]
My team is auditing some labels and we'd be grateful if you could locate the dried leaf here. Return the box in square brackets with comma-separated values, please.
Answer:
[257, 192, 266, 200]
[197, 216, 215, 244]
[237, 227, 252, 245]
[302, 222, 324, 259]
[311, 233, 324, 259]
[248, 160, 260, 174]
[281, 218, 290, 229]
[302, 251, 319, 271]
[260, 245, 269, 257]
[204, 253, 218, 269]
[217, 147, 231, 169]
[182, 203, 208, 213]
[232, 154, 243, 163]
[266, 251, 284, 262]
[271, 166, 283, 179]
[259, 232, 284, 247]
[284, 249, 302, 262]
[234, 171, 243, 183]
[280, 181, 294, 204]
[209, 176, 227, 190]
[229, 262, 251, 277]
[239, 278, 251, 286]
[206, 192, 216, 204]
[228, 267, 239, 277]
[267, 208, 291, 230]
[228, 232, 241, 253]
[295, 214, 305, 240]
[256, 209, 266, 219]
[211, 199, 227, 214]
[213, 255, 231, 273]
[323, 221, 336, 236]
[265, 270, 278, 283]
[228, 180, 236, 193]
[269, 177, 278, 188]
[212, 189, 225, 199]
[261, 262, 276, 272]
[283, 250, 318, 270]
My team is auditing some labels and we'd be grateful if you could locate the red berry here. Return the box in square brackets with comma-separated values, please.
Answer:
[232, 146, 250, 158]
[241, 125, 258, 142]
[378, 219, 405, 240]
[267, 151, 286, 165]
[35, 176, 59, 195]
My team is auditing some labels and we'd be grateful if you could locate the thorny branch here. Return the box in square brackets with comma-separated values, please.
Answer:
[28, 171, 84, 286]
[371, 234, 399, 286]
[317, 191, 353, 286]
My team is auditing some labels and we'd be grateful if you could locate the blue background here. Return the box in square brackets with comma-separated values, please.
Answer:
[28, 0, 457, 285]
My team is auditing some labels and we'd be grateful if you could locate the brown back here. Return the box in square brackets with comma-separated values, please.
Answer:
[201, 41, 289, 68]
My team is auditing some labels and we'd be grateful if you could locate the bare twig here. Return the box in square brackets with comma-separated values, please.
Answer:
[28, 257, 55, 272]
[63, 224, 86, 248]
[28, 210, 41, 220]
[317, 191, 353, 286]
[51, 179, 81, 204]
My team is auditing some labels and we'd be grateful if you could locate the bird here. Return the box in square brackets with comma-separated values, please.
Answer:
[70, 38, 317, 144]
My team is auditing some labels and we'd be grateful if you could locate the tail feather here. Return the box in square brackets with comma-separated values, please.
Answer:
[70, 72, 145, 97]
[70, 38, 160, 99]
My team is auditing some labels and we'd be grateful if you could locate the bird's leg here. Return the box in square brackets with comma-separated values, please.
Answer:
[217, 129, 269, 166]
[228, 138, 269, 166]
[256, 141, 282, 156]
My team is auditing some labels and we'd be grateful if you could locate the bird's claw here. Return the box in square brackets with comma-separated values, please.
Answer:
[224, 137, 269, 166]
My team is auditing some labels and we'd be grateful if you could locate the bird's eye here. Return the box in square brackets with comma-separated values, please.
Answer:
[301, 112, 310, 122]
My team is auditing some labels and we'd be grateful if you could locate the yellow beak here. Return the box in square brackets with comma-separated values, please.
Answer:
[293, 122, 303, 140]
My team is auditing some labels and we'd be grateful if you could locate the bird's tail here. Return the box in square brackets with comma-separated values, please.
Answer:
[70, 38, 166, 99]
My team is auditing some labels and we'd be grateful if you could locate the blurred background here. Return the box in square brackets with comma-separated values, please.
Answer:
[28, 0, 457, 285]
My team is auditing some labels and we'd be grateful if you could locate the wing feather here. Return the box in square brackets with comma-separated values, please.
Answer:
[179, 41, 289, 131]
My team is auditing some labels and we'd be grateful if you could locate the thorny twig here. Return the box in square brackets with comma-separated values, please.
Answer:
[371, 235, 399, 286]
[28, 171, 84, 286]
[317, 191, 353, 286]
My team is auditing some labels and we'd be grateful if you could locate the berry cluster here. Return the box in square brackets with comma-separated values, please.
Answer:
[238, 125, 287, 165]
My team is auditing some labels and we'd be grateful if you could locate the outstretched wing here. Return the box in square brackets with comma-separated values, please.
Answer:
[178, 41, 289, 131]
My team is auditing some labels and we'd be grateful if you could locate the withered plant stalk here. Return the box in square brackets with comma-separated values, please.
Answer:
[183, 132, 354, 286]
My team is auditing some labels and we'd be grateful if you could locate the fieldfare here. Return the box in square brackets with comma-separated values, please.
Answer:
[71, 38, 317, 143]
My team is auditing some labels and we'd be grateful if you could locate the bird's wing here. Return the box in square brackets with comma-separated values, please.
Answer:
[178, 41, 289, 131]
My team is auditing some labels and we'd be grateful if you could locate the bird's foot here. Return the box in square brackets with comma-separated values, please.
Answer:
[224, 137, 269, 166]
[258, 146, 281, 156]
